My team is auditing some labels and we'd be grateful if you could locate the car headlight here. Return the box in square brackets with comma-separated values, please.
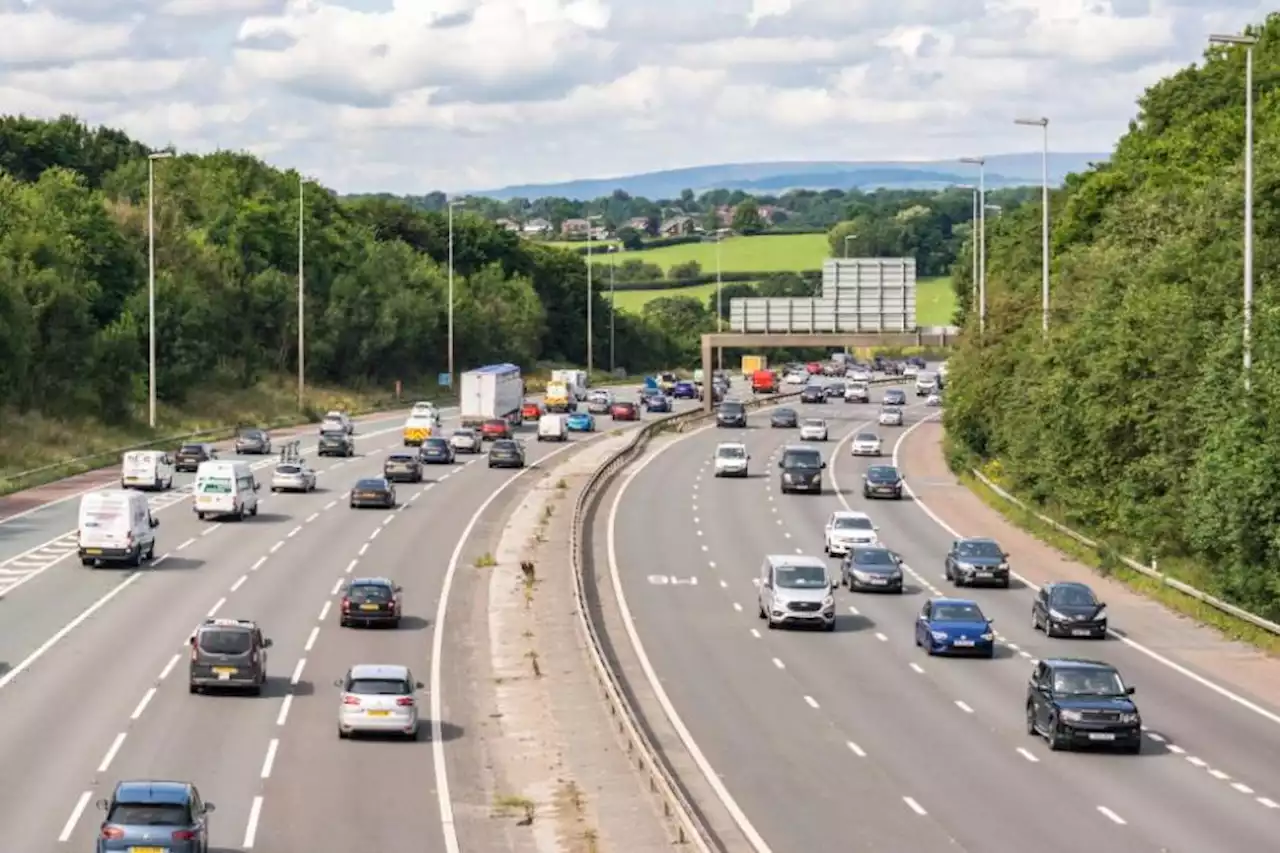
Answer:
[1119, 712, 1139, 724]
[1095, 608, 1108, 622]
[1060, 710, 1084, 722]
[980, 632, 994, 641]
[957, 562, 975, 572]
[1049, 609, 1067, 620]
[998, 562, 1010, 570]
[931, 631, 947, 641]
[822, 595, 835, 608]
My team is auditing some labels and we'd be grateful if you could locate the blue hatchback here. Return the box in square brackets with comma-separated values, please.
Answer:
[915, 598, 995, 657]
[566, 412, 595, 432]
[646, 395, 672, 413]
[96, 780, 214, 853]
[672, 381, 698, 399]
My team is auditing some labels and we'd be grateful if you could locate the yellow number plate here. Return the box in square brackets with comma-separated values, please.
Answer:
[85, 549, 102, 555]
[213, 667, 237, 675]
[366, 710, 390, 716]
[130, 847, 165, 853]
[359, 604, 379, 611]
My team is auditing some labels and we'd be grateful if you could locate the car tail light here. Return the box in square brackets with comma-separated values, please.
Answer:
[342, 695, 361, 705]
[396, 697, 414, 706]
[387, 597, 396, 609]
[341, 597, 350, 611]
[102, 826, 125, 839]
[250, 650, 259, 664]
[172, 830, 197, 841]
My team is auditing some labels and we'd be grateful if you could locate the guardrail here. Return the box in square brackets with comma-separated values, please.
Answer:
[971, 469, 1280, 636]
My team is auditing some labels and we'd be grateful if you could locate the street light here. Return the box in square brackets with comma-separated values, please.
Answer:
[147, 150, 173, 428]
[1210, 32, 1258, 390]
[1015, 116, 1051, 333]
[959, 157, 986, 335]
[297, 175, 307, 410]
[952, 184, 979, 315]
[447, 199, 464, 389]
[608, 245, 619, 372]
[585, 214, 603, 376]
[715, 228, 730, 371]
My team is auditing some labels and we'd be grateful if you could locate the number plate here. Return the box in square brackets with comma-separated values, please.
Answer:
[975, 571, 992, 578]
[1072, 629, 1093, 636]
[868, 578, 887, 585]
[952, 639, 974, 647]
[85, 549, 102, 555]
[130, 847, 165, 853]
[213, 666, 237, 675]
[359, 604, 379, 611]
[366, 710, 390, 717]
[1088, 732, 1116, 741]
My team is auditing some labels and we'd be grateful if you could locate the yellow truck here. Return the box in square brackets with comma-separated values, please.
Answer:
[544, 380, 573, 413]
[402, 414, 435, 446]
[741, 355, 767, 378]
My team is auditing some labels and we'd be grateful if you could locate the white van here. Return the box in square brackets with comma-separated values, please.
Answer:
[121, 450, 175, 491]
[536, 413, 567, 442]
[193, 460, 260, 521]
[78, 490, 158, 567]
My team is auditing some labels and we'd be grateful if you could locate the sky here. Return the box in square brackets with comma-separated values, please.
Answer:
[0, 0, 1267, 194]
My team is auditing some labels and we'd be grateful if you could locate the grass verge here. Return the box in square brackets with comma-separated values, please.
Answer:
[589, 233, 829, 272]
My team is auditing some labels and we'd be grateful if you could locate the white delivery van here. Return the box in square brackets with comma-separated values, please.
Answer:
[193, 460, 260, 521]
[537, 413, 567, 442]
[121, 450, 175, 491]
[78, 490, 158, 567]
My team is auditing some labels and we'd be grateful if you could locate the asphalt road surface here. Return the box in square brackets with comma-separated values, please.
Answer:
[605, 383, 1280, 853]
[0, 387, 702, 852]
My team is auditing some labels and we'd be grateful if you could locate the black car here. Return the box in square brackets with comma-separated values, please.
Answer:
[339, 577, 402, 628]
[175, 442, 217, 472]
[945, 537, 1010, 587]
[778, 445, 825, 494]
[1033, 582, 1108, 638]
[800, 385, 825, 404]
[488, 439, 526, 468]
[842, 545, 904, 592]
[863, 464, 904, 499]
[716, 400, 748, 428]
[883, 388, 907, 406]
[770, 407, 798, 428]
[318, 430, 354, 457]
[418, 437, 456, 464]
[1026, 658, 1141, 753]
[350, 477, 396, 508]
[234, 428, 272, 455]
[383, 452, 423, 483]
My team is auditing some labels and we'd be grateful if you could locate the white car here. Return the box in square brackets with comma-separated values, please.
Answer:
[323, 410, 354, 434]
[903, 365, 919, 378]
[844, 383, 870, 403]
[783, 371, 808, 385]
[926, 392, 942, 407]
[799, 418, 828, 441]
[850, 432, 882, 456]
[587, 390, 613, 414]
[713, 442, 750, 477]
[824, 510, 879, 556]
[848, 368, 873, 382]
[409, 401, 441, 426]
[878, 407, 904, 427]
[336, 663, 422, 739]
[450, 428, 481, 453]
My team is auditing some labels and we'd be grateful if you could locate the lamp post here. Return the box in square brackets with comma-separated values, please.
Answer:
[608, 245, 618, 373]
[715, 228, 729, 372]
[959, 156, 986, 335]
[1015, 117, 1051, 333]
[585, 214, 603, 375]
[447, 199, 463, 389]
[297, 175, 306, 409]
[1210, 32, 1258, 390]
[147, 150, 173, 428]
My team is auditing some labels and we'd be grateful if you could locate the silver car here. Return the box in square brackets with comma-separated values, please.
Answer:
[878, 406, 904, 426]
[450, 428, 481, 453]
[757, 555, 836, 631]
[234, 428, 272, 454]
[800, 418, 828, 441]
[270, 461, 317, 492]
[335, 663, 423, 740]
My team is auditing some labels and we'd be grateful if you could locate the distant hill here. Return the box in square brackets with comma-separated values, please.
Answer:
[472, 153, 1110, 201]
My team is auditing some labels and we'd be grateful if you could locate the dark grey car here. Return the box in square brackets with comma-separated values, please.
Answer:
[488, 439, 526, 468]
[318, 429, 354, 457]
[234, 428, 272, 454]
[945, 537, 1011, 588]
[842, 545, 905, 592]
[716, 400, 748, 428]
[770, 407, 798, 428]
[188, 618, 272, 695]
[778, 446, 825, 494]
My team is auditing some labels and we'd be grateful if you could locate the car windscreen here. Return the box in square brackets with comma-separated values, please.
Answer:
[348, 584, 392, 602]
[108, 802, 190, 826]
[178, 444, 205, 454]
[854, 549, 897, 567]
[834, 517, 873, 530]
[957, 540, 1003, 559]
[1049, 585, 1097, 607]
[347, 677, 411, 696]
[782, 451, 821, 469]
[866, 466, 899, 481]
[199, 477, 232, 494]
[1052, 668, 1126, 697]
[774, 564, 827, 588]
[717, 446, 746, 458]
[803, 419, 825, 428]
[387, 454, 415, 463]
[773, 408, 795, 418]
[931, 603, 985, 622]
[356, 479, 385, 489]
[238, 430, 263, 439]
[320, 430, 345, 439]
[198, 629, 252, 655]
[720, 402, 745, 414]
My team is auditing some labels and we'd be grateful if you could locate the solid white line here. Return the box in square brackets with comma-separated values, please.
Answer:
[159, 653, 181, 680]
[330, 578, 343, 595]
[304, 626, 319, 651]
[206, 597, 226, 618]
[130, 687, 157, 720]
[58, 791, 93, 842]
[97, 732, 127, 772]
[803, 695, 819, 709]
[276, 694, 293, 726]
[250, 556, 266, 571]
[242, 795, 264, 848]
[290, 657, 306, 685]
[177, 537, 196, 550]
[260, 738, 279, 778]
[955, 700, 974, 714]
[1017, 747, 1039, 762]
[358, 543, 368, 556]
[231, 574, 248, 592]
[319, 600, 332, 621]
[903, 796, 927, 816]
[1097, 806, 1126, 825]
[847, 741, 866, 757]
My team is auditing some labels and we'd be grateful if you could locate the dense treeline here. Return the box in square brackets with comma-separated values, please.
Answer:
[944, 14, 1280, 617]
[0, 115, 690, 424]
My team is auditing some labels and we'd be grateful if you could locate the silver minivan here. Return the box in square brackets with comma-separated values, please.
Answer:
[757, 554, 836, 631]
[335, 664, 424, 740]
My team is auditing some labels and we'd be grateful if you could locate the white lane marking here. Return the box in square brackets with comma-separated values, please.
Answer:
[708, 560, 717, 568]
[847, 741, 866, 757]
[383, 515, 394, 525]
[804, 695, 819, 709]
[1258, 797, 1279, 808]
[0, 573, 143, 690]
[250, 556, 266, 571]
[696, 530, 703, 537]
[1097, 806, 1126, 825]
[158, 653, 181, 680]
[903, 796, 927, 816]
[260, 738, 279, 778]
[58, 791, 94, 842]
[330, 578, 343, 595]
[1167, 744, 1186, 754]
[345, 559, 356, 574]
[176, 537, 196, 550]
[1208, 768, 1230, 780]
[750, 629, 761, 638]
[276, 694, 293, 726]
[1017, 747, 1039, 762]
[319, 600, 331, 621]
[848, 605, 859, 615]
[955, 700, 974, 714]
[720, 580, 728, 588]
[290, 658, 306, 685]
[370, 527, 381, 539]
[243, 795, 264, 848]
[874, 632, 887, 642]
[306, 512, 319, 523]
[733, 602, 743, 612]
[325, 500, 336, 510]
[909, 662, 925, 674]
[287, 526, 301, 538]
[304, 626, 319, 651]
[206, 597, 226, 618]
[772, 658, 785, 669]
[130, 687, 157, 720]
[1145, 732, 1165, 742]
[1186, 756, 1207, 767]
[230, 574, 248, 592]
[269, 541, 283, 553]
[892, 414, 1280, 731]
[97, 732, 127, 772]
[1232, 782, 1255, 794]
[358, 543, 368, 556]
[201, 524, 222, 536]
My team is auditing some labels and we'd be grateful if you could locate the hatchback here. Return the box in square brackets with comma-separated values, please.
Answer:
[336, 664, 424, 739]
[481, 418, 511, 440]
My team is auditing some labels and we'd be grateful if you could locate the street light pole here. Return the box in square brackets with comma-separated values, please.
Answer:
[1016, 117, 1051, 333]
[297, 175, 306, 410]
[1210, 32, 1258, 390]
[585, 215, 602, 375]
[609, 246, 617, 373]
[960, 157, 986, 335]
[147, 150, 172, 428]
[448, 199, 463, 389]
[716, 229, 726, 372]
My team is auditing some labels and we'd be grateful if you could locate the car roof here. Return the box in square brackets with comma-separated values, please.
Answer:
[958, 537, 1001, 546]
[113, 780, 192, 804]
[765, 554, 827, 569]
[1046, 581, 1093, 592]
[716, 441, 747, 449]
[929, 597, 981, 608]
[831, 510, 870, 520]
[356, 477, 387, 485]
[350, 576, 394, 587]
[1042, 658, 1117, 672]
[350, 663, 411, 680]
[199, 617, 256, 631]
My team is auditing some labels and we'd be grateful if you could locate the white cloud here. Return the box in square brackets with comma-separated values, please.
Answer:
[0, 0, 1267, 193]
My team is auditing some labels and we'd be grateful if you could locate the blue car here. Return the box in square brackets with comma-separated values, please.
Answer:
[672, 381, 698, 399]
[96, 780, 214, 853]
[566, 412, 595, 432]
[646, 395, 672, 413]
[914, 597, 995, 657]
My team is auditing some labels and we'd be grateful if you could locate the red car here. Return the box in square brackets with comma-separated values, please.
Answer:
[610, 402, 639, 421]
[481, 419, 511, 440]
[521, 401, 543, 421]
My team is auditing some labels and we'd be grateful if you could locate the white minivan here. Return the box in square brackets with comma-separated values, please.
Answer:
[121, 450, 175, 491]
[193, 460, 260, 521]
[536, 413, 567, 442]
[78, 490, 159, 567]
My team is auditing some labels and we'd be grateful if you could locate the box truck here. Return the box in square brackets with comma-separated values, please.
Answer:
[460, 363, 524, 427]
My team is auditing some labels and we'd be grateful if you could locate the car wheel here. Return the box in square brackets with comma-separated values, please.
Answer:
[271, 486, 279, 493]
[197, 512, 205, 520]
[338, 727, 350, 740]
[1025, 704, 1038, 735]
[1032, 610, 1040, 631]
[757, 604, 766, 619]
[250, 504, 258, 517]
[1046, 719, 1068, 751]
[189, 684, 201, 695]
[80, 557, 93, 567]
[824, 620, 836, 632]
[1045, 620, 1059, 639]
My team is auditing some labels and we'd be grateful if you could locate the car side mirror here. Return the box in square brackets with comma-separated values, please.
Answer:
[987, 618, 995, 624]
[1125, 686, 1135, 695]
[415, 681, 425, 689]
[395, 585, 403, 592]
[821, 462, 827, 469]
[263, 638, 273, 648]
[187, 636, 196, 646]
[1098, 602, 1107, 608]
[253, 482, 261, 491]
[151, 518, 159, 528]
[96, 798, 110, 811]
[777, 461, 784, 469]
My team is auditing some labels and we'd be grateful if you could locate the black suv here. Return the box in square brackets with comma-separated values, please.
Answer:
[1033, 582, 1108, 638]
[944, 537, 1010, 587]
[318, 429, 354, 457]
[340, 577, 402, 628]
[1026, 658, 1141, 753]
[778, 446, 825, 494]
[863, 465, 904, 499]
[188, 618, 272, 695]
[716, 400, 748, 428]
[175, 442, 217, 472]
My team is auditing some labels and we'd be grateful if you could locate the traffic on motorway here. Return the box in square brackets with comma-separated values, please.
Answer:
[0, 365, 711, 852]
[607, 357, 1280, 852]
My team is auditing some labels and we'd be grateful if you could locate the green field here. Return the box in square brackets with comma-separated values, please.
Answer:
[591, 233, 829, 272]
[609, 275, 956, 326]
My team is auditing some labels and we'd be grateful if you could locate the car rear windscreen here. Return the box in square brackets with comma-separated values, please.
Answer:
[347, 677, 410, 695]
[348, 584, 392, 602]
[198, 629, 252, 655]
[275, 465, 300, 474]
[108, 803, 190, 826]
[179, 444, 204, 454]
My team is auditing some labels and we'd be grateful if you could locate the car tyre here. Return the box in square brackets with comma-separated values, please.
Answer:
[197, 512, 206, 520]
[248, 684, 262, 697]
[338, 727, 350, 740]
[81, 557, 93, 567]
[824, 620, 836, 632]
[1046, 719, 1069, 751]
[1025, 704, 1038, 735]
[250, 504, 258, 517]
[757, 604, 766, 619]
[189, 684, 201, 695]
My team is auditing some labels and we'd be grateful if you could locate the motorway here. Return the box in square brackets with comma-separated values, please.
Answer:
[0, 388, 700, 851]
[605, 382, 1280, 852]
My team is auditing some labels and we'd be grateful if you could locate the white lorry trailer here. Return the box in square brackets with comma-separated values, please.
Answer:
[551, 368, 588, 401]
[460, 363, 524, 427]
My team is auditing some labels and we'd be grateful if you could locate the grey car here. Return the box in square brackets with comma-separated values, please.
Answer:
[336, 663, 424, 739]
[270, 461, 317, 492]
[757, 555, 836, 631]
[883, 388, 907, 406]
[318, 429, 354, 457]
[383, 452, 424, 483]
[450, 428, 481, 454]
[188, 618, 272, 695]
[842, 545, 905, 593]
[945, 537, 1011, 588]
[234, 428, 272, 454]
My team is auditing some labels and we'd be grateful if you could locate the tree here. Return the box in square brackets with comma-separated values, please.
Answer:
[731, 198, 765, 234]
[616, 226, 644, 250]
[669, 260, 702, 281]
